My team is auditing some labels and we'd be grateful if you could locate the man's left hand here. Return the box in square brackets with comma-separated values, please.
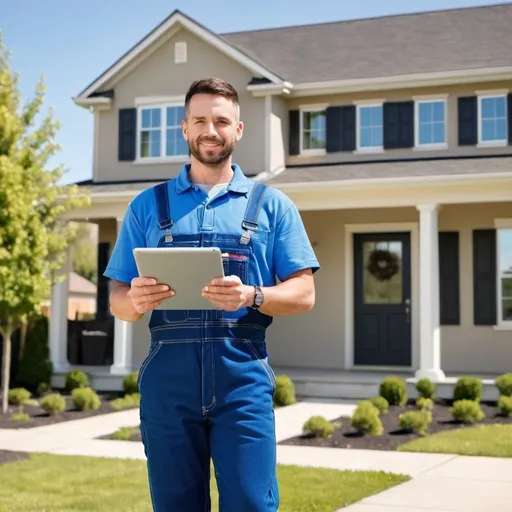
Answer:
[201, 276, 254, 311]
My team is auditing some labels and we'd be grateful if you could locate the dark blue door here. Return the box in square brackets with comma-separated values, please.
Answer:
[354, 232, 412, 366]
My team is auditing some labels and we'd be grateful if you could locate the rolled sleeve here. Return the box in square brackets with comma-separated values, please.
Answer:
[273, 204, 320, 281]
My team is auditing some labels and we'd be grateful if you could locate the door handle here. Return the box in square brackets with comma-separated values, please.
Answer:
[404, 298, 411, 324]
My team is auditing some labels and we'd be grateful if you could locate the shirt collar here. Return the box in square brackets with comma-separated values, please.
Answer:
[175, 163, 250, 194]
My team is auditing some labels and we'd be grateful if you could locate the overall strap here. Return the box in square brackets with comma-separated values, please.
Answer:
[240, 182, 268, 245]
[154, 181, 173, 242]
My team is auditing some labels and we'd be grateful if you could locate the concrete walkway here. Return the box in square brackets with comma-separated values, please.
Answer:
[1, 399, 511, 511]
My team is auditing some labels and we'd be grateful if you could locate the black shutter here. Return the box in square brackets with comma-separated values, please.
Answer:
[458, 97, 477, 146]
[508, 93, 512, 145]
[96, 242, 110, 320]
[118, 108, 136, 161]
[473, 229, 497, 325]
[439, 232, 460, 325]
[289, 109, 300, 155]
[340, 105, 356, 151]
[383, 101, 414, 149]
[326, 106, 343, 152]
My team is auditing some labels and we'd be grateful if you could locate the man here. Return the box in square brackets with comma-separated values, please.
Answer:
[105, 77, 320, 511]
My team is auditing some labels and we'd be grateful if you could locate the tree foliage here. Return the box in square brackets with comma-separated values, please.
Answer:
[0, 31, 90, 412]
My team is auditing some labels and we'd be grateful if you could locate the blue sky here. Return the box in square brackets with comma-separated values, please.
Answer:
[1, 0, 506, 185]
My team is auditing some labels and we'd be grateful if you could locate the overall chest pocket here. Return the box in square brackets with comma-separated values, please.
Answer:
[221, 246, 251, 284]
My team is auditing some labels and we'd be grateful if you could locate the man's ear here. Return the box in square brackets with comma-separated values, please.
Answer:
[182, 120, 188, 141]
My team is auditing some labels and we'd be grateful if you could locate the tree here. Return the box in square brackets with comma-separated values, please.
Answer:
[0, 32, 89, 413]
[71, 222, 98, 284]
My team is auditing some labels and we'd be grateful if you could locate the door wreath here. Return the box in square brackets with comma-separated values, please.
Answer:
[366, 248, 400, 281]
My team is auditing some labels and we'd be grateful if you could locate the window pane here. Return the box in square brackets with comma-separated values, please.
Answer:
[481, 98, 495, 119]
[141, 109, 151, 129]
[140, 131, 150, 157]
[432, 122, 445, 144]
[432, 101, 444, 122]
[177, 135, 189, 156]
[496, 118, 507, 141]
[360, 127, 372, 147]
[502, 277, 512, 298]
[481, 119, 496, 141]
[372, 126, 383, 147]
[502, 299, 512, 321]
[360, 107, 372, 126]
[166, 128, 188, 156]
[166, 106, 185, 127]
[498, 229, 512, 274]
[150, 129, 160, 157]
[418, 103, 431, 123]
[151, 108, 161, 128]
[494, 96, 506, 118]
[419, 123, 431, 144]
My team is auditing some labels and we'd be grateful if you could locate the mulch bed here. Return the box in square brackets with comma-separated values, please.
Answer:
[0, 450, 29, 466]
[280, 399, 512, 451]
[0, 392, 132, 429]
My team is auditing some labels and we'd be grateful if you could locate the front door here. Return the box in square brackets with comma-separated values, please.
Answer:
[353, 232, 412, 366]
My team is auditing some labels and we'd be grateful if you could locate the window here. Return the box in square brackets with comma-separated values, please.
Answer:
[478, 94, 507, 145]
[497, 228, 512, 326]
[415, 99, 446, 147]
[357, 104, 383, 150]
[174, 42, 187, 64]
[300, 108, 326, 153]
[138, 104, 188, 160]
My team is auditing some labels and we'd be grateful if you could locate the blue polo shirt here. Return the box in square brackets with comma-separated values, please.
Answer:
[104, 164, 320, 288]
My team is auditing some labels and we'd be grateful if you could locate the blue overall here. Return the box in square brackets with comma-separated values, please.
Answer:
[104, 164, 319, 512]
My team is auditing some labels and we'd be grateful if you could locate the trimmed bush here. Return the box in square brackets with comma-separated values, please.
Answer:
[110, 393, 140, 411]
[10, 412, 30, 423]
[65, 370, 89, 392]
[40, 393, 66, 415]
[351, 401, 383, 436]
[8, 388, 31, 406]
[112, 426, 138, 441]
[71, 388, 101, 411]
[496, 373, 512, 397]
[273, 375, 296, 406]
[451, 399, 485, 423]
[416, 397, 434, 412]
[379, 376, 408, 406]
[498, 396, 512, 417]
[453, 376, 482, 402]
[399, 410, 432, 436]
[416, 378, 436, 399]
[368, 396, 389, 415]
[123, 371, 139, 395]
[303, 416, 335, 438]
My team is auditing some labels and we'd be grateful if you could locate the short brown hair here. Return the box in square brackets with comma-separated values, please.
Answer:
[184, 77, 240, 113]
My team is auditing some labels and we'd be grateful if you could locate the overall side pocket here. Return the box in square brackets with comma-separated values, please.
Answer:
[137, 342, 163, 390]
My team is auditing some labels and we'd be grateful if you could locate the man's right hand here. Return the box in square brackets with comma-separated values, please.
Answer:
[127, 277, 175, 314]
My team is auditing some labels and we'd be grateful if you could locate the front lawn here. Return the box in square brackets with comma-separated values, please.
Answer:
[0, 453, 409, 512]
[398, 424, 512, 457]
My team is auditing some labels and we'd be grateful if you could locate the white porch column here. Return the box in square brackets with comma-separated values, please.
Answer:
[415, 204, 445, 381]
[49, 246, 71, 372]
[110, 216, 133, 375]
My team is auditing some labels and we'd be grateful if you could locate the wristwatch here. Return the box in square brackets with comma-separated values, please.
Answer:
[251, 286, 264, 310]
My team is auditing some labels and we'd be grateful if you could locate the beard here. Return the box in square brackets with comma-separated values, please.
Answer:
[188, 136, 236, 166]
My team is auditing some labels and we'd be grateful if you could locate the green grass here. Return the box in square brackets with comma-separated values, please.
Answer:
[0, 453, 409, 511]
[398, 424, 512, 457]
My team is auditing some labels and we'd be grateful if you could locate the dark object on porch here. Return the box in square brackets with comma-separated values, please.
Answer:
[67, 318, 114, 366]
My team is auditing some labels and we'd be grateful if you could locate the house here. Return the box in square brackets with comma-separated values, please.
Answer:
[51, 3, 512, 399]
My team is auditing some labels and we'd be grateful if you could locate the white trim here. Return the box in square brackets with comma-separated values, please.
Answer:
[356, 102, 384, 152]
[174, 41, 187, 64]
[76, 11, 282, 99]
[352, 98, 385, 105]
[477, 93, 508, 146]
[134, 95, 185, 107]
[414, 97, 448, 150]
[92, 108, 100, 181]
[344, 222, 419, 371]
[72, 96, 112, 109]
[299, 106, 327, 156]
[495, 219, 512, 329]
[264, 94, 272, 172]
[412, 93, 449, 101]
[475, 88, 509, 96]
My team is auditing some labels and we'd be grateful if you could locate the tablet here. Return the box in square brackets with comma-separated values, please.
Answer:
[133, 247, 225, 310]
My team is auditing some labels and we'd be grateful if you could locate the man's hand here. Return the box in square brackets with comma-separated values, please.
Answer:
[127, 277, 175, 314]
[201, 275, 254, 311]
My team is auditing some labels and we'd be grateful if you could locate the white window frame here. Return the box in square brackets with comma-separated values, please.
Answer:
[299, 105, 327, 156]
[355, 100, 384, 153]
[476, 90, 508, 148]
[413, 95, 448, 150]
[495, 218, 512, 330]
[134, 95, 189, 164]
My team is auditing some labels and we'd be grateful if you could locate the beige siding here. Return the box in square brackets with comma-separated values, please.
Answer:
[285, 79, 512, 167]
[267, 202, 512, 375]
[270, 96, 288, 171]
[95, 28, 266, 183]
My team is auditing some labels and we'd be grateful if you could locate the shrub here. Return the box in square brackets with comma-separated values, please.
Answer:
[303, 416, 335, 438]
[10, 412, 30, 423]
[496, 373, 512, 397]
[123, 371, 139, 395]
[65, 370, 89, 392]
[14, 316, 53, 393]
[379, 376, 408, 406]
[416, 378, 436, 399]
[40, 393, 66, 415]
[416, 397, 434, 412]
[273, 375, 296, 406]
[399, 410, 432, 436]
[451, 399, 485, 423]
[8, 388, 31, 406]
[112, 426, 138, 441]
[351, 401, 383, 436]
[71, 388, 101, 411]
[368, 396, 389, 415]
[498, 396, 512, 417]
[453, 376, 482, 402]
[111, 393, 140, 411]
